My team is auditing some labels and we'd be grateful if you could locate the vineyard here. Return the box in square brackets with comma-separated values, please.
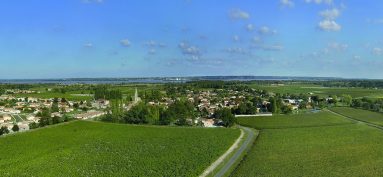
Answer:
[233, 111, 383, 177]
[330, 107, 383, 126]
[237, 111, 353, 129]
[0, 121, 240, 176]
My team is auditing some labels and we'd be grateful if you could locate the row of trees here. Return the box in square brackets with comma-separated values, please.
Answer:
[94, 86, 122, 100]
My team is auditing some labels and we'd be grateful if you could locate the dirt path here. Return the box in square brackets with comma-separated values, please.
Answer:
[200, 126, 255, 177]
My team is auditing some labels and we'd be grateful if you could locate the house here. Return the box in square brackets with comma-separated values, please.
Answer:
[201, 118, 216, 128]
[0, 114, 12, 123]
[75, 110, 105, 120]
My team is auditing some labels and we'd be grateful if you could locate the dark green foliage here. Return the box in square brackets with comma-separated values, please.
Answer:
[215, 108, 236, 127]
[160, 100, 196, 126]
[11, 124, 19, 132]
[123, 103, 160, 124]
[94, 86, 122, 100]
[0, 126, 10, 136]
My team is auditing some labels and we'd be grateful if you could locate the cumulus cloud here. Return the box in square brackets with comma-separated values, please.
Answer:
[225, 47, 249, 55]
[304, 0, 333, 5]
[280, 0, 294, 8]
[327, 42, 348, 51]
[372, 47, 383, 55]
[229, 9, 250, 20]
[318, 20, 341, 31]
[120, 39, 131, 47]
[258, 26, 277, 35]
[83, 43, 93, 48]
[252, 36, 263, 44]
[178, 42, 201, 59]
[143, 40, 166, 48]
[319, 8, 340, 20]
[252, 44, 284, 51]
[246, 24, 255, 31]
[233, 35, 240, 42]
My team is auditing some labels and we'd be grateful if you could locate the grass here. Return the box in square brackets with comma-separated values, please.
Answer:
[237, 111, 353, 129]
[232, 124, 383, 177]
[330, 107, 383, 126]
[0, 121, 240, 176]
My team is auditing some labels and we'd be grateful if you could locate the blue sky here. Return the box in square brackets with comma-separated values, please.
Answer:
[1, 0, 383, 79]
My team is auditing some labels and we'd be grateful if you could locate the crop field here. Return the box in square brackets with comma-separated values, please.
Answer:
[237, 111, 353, 129]
[330, 107, 383, 126]
[0, 121, 240, 176]
[233, 124, 383, 177]
[250, 84, 383, 98]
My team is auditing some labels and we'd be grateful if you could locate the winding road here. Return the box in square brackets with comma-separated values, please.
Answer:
[200, 126, 256, 177]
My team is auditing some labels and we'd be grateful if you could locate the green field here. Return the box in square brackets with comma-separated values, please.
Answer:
[0, 121, 240, 176]
[330, 107, 383, 126]
[237, 111, 353, 129]
[250, 84, 383, 98]
[234, 110, 383, 177]
[233, 124, 383, 177]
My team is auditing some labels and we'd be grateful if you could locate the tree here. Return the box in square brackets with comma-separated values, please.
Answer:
[341, 94, 352, 106]
[0, 126, 9, 136]
[214, 108, 236, 127]
[29, 122, 39, 129]
[12, 124, 20, 132]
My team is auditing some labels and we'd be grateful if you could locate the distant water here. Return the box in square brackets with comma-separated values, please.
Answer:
[0, 76, 341, 84]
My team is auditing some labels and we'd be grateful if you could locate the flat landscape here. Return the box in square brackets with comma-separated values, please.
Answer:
[237, 111, 353, 129]
[330, 107, 383, 126]
[234, 110, 383, 177]
[0, 121, 240, 176]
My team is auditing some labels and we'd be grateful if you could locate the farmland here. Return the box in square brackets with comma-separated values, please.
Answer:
[0, 121, 240, 176]
[237, 111, 353, 129]
[250, 83, 383, 98]
[233, 124, 383, 177]
[330, 107, 383, 126]
[233, 111, 383, 177]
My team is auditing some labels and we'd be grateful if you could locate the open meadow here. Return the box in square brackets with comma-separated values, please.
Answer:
[0, 121, 240, 176]
[233, 110, 383, 177]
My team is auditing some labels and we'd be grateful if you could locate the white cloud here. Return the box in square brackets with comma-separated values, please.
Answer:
[258, 26, 277, 35]
[318, 20, 341, 31]
[225, 47, 249, 55]
[252, 44, 284, 51]
[229, 9, 250, 20]
[252, 36, 263, 44]
[178, 42, 201, 57]
[280, 0, 294, 8]
[246, 24, 255, 31]
[372, 47, 383, 55]
[319, 8, 340, 20]
[233, 35, 240, 42]
[304, 0, 333, 5]
[120, 39, 131, 47]
[327, 42, 348, 51]
[83, 43, 93, 48]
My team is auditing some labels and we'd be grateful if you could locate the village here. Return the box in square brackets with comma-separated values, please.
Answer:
[0, 85, 322, 133]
